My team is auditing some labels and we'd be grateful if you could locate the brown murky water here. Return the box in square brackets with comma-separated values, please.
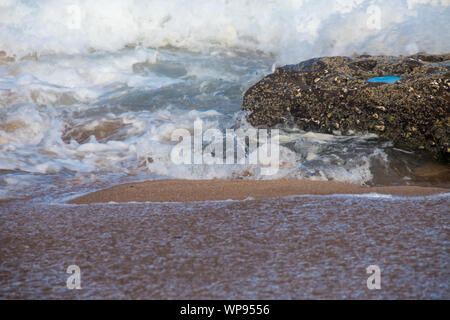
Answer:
[1, 194, 448, 299]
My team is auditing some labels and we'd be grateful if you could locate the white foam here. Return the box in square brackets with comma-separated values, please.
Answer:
[0, 47, 184, 107]
[0, 0, 448, 64]
[0, 103, 386, 186]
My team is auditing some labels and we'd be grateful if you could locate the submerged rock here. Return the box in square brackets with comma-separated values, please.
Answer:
[242, 54, 450, 162]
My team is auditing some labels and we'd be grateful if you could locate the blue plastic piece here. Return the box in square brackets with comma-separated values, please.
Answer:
[367, 76, 402, 84]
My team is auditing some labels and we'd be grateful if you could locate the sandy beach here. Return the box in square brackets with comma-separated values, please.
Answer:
[2, 187, 449, 299]
[69, 179, 449, 204]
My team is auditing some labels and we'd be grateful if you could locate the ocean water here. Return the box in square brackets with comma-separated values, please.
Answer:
[0, 0, 449, 299]
[1, 0, 449, 201]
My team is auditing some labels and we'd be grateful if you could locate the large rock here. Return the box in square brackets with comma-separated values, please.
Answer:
[242, 54, 450, 162]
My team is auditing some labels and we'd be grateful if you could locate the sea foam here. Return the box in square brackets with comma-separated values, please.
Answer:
[0, 0, 449, 64]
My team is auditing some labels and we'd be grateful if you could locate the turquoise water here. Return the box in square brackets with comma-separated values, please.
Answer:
[367, 76, 402, 84]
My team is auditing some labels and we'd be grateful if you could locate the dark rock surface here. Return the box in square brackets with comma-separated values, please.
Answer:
[242, 54, 450, 162]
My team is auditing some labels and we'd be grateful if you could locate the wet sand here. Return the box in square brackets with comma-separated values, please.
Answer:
[1, 194, 449, 299]
[69, 179, 449, 204]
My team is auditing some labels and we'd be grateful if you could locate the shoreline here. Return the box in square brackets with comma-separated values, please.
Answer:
[68, 179, 449, 204]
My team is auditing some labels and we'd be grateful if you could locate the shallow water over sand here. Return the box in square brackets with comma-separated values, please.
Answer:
[1, 194, 448, 299]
